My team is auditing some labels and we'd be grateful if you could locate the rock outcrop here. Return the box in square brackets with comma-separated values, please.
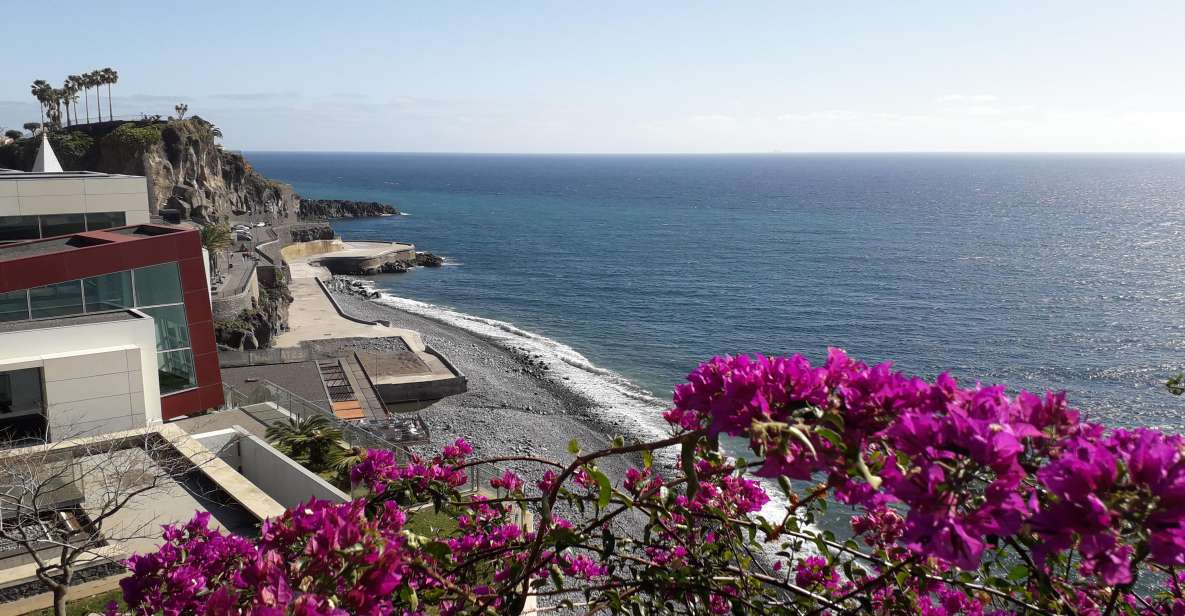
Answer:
[416, 252, 444, 267]
[299, 199, 399, 219]
[215, 284, 293, 351]
[288, 224, 335, 243]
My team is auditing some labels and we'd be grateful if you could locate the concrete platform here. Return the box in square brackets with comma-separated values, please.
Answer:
[263, 244, 467, 405]
[282, 239, 415, 275]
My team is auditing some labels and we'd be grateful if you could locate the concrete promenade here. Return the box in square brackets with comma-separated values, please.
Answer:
[271, 247, 460, 394]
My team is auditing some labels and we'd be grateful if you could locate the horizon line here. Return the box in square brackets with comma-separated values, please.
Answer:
[235, 149, 1185, 156]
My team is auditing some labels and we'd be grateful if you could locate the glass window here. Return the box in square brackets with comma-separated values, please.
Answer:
[133, 262, 183, 306]
[0, 216, 41, 241]
[0, 368, 44, 416]
[39, 213, 86, 237]
[157, 349, 197, 394]
[140, 305, 191, 351]
[85, 211, 126, 231]
[83, 270, 133, 313]
[0, 290, 28, 322]
[29, 280, 83, 319]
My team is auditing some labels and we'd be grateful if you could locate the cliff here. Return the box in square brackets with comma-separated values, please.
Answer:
[0, 117, 299, 223]
[299, 198, 399, 220]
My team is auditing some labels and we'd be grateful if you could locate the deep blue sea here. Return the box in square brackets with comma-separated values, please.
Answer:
[247, 153, 1185, 431]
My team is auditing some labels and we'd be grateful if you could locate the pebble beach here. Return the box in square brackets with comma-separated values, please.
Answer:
[327, 286, 664, 484]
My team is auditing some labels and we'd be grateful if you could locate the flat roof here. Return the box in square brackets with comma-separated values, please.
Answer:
[0, 225, 186, 262]
[0, 310, 143, 334]
[0, 169, 141, 180]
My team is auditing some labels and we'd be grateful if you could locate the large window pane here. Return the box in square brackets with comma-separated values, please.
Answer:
[157, 349, 196, 394]
[0, 368, 44, 416]
[0, 290, 28, 322]
[0, 216, 41, 242]
[140, 305, 191, 351]
[83, 271, 133, 313]
[39, 214, 86, 237]
[85, 211, 126, 231]
[134, 262, 183, 306]
[29, 280, 83, 319]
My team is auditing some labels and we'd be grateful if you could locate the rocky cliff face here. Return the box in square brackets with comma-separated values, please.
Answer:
[0, 118, 300, 224]
[299, 199, 399, 219]
[99, 118, 300, 222]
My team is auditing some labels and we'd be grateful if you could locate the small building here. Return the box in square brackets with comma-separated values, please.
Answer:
[0, 134, 152, 243]
[0, 224, 222, 440]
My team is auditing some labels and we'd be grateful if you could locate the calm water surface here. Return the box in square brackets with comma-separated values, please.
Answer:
[248, 153, 1185, 430]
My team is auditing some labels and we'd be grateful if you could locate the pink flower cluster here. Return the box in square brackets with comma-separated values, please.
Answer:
[121, 500, 421, 615]
[349, 439, 471, 495]
[662, 349, 1184, 582]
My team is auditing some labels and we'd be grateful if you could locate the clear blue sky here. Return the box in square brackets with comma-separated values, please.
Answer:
[2, 1, 1183, 153]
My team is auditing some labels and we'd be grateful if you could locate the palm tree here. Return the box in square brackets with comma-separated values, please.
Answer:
[30, 80, 52, 126]
[70, 74, 89, 124]
[199, 222, 233, 272]
[61, 79, 78, 127]
[265, 414, 346, 472]
[49, 88, 65, 129]
[89, 70, 103, 122]
[174, 103, 188, 120]
[102, 68, 118, 121]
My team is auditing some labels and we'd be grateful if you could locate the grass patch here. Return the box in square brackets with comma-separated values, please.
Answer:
[405, 508, 459, 537]
[21, 587, 124, 615]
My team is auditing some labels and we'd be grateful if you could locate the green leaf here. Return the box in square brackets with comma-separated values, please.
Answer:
[612, 435, 625, 448]
[568, 439, 581, 455]
[1007, 564, 1030, 581]
[601, 526, 616, 558]
[592, 469, 613, 509]
[549, 527, 581, 549]
[418, 540, 451, 561]
[813, 427, 844, 450]
[642, 450, 653, 469]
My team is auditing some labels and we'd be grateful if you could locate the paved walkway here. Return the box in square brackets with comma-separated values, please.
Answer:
[272, 277, 402, 346]
[269, 245, 461, 399]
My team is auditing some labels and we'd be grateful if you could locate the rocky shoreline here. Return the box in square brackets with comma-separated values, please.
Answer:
[298, 198, 400, 219]
[326, 286, 660, 489]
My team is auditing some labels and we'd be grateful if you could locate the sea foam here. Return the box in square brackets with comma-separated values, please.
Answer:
[364, 285, 791, 527]
[369, 288, 671, 442]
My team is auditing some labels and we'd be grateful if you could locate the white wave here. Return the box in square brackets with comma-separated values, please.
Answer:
[366, 288, 671, 442]
[358, 283, 796, 541]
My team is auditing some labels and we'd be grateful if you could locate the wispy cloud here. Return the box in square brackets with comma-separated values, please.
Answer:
[776, 110, 932, 124]
[936, 94, 1000, 104]
[120, 93, 189, 103]
[209, 91, 298, 101]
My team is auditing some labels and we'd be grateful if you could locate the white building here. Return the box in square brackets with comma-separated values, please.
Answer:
[0, 310, 163, 440]
[0, 135, 152, 242]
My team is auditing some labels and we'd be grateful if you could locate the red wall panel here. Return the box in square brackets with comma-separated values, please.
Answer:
[0, 225, 223, 419]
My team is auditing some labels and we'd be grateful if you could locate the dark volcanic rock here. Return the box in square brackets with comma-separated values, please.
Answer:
[288, 224, 335, 243]
[415, 252, 444, 267]
[299, 198, 400, 220]
[380, 261, 409, 273]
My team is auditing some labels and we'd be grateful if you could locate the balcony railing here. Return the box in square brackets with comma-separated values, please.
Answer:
[223, 379, 504, 495]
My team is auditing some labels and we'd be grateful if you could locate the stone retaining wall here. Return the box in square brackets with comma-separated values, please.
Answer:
[212, 266, 260, 321]
[279, 238, 346, 260]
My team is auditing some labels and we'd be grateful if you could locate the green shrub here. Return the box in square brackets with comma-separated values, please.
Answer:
[103, 122, 163, 150]
[47, 131, 94, 168]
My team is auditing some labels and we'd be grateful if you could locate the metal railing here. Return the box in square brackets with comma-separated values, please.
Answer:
[224, 380, 412, 458]
[223, 379, 505, 494]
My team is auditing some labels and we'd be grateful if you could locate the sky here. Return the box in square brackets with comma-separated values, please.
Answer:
[2, 1, 1184, 153]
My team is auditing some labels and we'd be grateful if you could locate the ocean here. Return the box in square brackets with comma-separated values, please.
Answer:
[247, 152, 1185, 432]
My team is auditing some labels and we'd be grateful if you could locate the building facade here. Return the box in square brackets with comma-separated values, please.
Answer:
[0, 170, 152, 242]
[0, 224, 222, 437]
